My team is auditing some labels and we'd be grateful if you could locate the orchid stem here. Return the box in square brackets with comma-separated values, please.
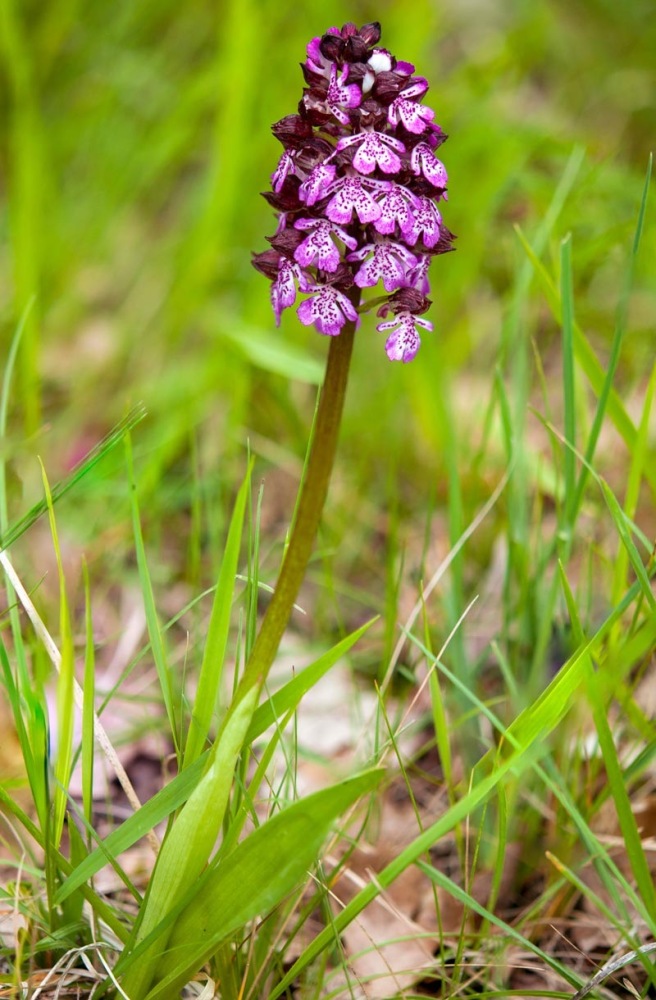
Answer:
[239, 304, 358, 700]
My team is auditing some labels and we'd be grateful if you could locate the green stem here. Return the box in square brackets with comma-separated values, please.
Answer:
[240, 303, 358, 697]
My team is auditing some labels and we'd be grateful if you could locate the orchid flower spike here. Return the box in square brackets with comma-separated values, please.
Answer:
[253, 22, 455, 362]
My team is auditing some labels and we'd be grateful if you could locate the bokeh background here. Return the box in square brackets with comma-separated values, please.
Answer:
[1, 0, 654, 635]
[2, 10, 656, 993]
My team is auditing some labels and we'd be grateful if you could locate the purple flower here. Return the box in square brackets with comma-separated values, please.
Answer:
[325, 64, 362, 123]
[374, 184, 419, 237]
[297, 285, 359, 336]
[293, 218, 357, 273]
[271, 151, 295, 193]
[304, 63, 362, 126]
[253, 21, 455, 361]
[387, 80, 435, 134]
[299, 162, 337, 206]
[377, 312, 433, 363]
[325, 175, 388, 225]
[305, 31, 337, 78]
[270, 258, 309, 325]
[347, 238, 419, 292]
[410, 143, 448, 190]
[402, 196, 442, 248]
[406, 253, 431, 294]
[336, 131, 406, 176]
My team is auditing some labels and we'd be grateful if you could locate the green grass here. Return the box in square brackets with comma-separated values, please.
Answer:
[1, 1, 655, 997]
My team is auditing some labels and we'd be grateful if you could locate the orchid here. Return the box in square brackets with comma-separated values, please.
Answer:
[253, 21, 454, 361]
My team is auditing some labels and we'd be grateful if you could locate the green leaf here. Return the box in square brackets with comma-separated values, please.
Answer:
[559, 234, 576, 521]
[611, 360, 656, 605]
[61, 821, 87, 927]
[119, 683, 261, 999]
[55, 753, 208, 904]
[419, 861, 581, 989]
[515, 221, 654, 492]
[81, 562, 96, 829]
[140, 769, 384, 1000]
[572, 154, 653, 518]
[585, 669, 656, 922]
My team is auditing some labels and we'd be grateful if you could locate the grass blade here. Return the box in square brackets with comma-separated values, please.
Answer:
[55, 754, 208, 904]
[40, 462, 74, 853]
[585, 668, 656, 924]
[268, 578, 644, 998]
[125, 434, 178, 750]
[600, 478, 656, 612]
[118, 683, 261, 997]
[0, 404, 147, 550]
[611, 360, 656, 605]
[560, 234, 576, 524]
[221, 322, 324, 384]
[81, 561, 96, 835]
[572, 154, 653, 515]
[183, 466, 251, 768]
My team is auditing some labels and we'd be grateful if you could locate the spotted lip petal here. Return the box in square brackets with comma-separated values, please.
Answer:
[293, 218, 358, 273]
[385, 327, 420, 362]
[377, 311, 433, 362]
[253, 21, 455, 361]
[297, 285, 359, 336]
[325, 175, 387, 225]
[410, 143, 448, 189]
[347, 239, 420, 292]
[387, 80, 435, 135]
[336, 131, 406, 176]
[401, 196, 442, 248]
[327, 64, 361, 112]
[373, 183, 419, 237]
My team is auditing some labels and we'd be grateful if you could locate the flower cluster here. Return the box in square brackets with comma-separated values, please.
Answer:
[252, 22, 454, 363]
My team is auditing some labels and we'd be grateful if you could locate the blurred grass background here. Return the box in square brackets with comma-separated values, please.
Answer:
[1, 0, 654, 647]
[1, 7, 655, 990]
